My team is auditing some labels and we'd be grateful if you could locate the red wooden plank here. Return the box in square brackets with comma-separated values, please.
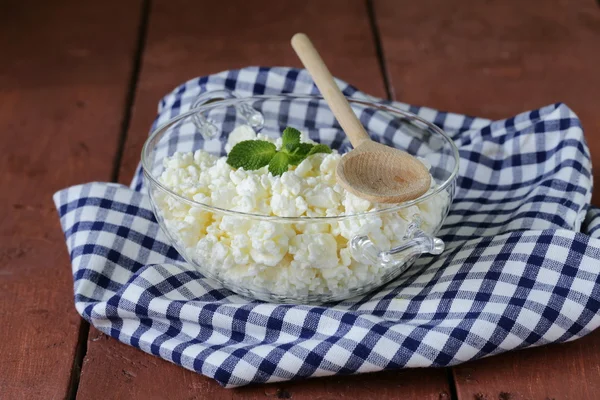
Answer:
[76, 0, 451, 398]
[81, 328, 452, 400]
[453, 330, 600, 400]
[375, 0, 600, 398]
[0, 0, 141, 398]
[374, 0, 600, 204]
[235, 366, 450, 400]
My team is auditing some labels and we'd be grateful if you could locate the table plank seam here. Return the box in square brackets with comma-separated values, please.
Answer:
[110, 0, 153, 183]
[366, 0, 393, 101]
[66, 321, 92, 400]
[69, 1, 152, 399]
[447, 369, 459, 400]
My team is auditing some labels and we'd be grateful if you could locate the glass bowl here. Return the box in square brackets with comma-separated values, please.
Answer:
[142, 91, 459, 303]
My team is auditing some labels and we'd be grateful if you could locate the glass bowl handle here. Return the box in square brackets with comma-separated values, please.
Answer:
[192, 90, 264, 139]
[350, 218, 445, 269]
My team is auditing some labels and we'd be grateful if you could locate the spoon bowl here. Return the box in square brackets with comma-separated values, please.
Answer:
[337, 140, 431, 203]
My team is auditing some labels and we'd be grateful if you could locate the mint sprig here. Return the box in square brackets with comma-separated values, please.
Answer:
[226, 127, 333, 176]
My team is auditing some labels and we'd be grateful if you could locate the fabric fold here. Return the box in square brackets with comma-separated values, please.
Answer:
[54, 67, 599, 387]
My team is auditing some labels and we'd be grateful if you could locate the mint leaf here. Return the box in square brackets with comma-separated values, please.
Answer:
[288, 143, 314, 165]
[268, 152, 290, 176]
[308, 144, 332, 156]
[282, 127, 301, 152]
[227, 140, 277, 170]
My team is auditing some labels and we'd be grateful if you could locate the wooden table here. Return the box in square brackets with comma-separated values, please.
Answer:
[2, 1, 600, 399]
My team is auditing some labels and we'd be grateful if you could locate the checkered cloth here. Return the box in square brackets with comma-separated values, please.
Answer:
[54, 67, 600, 388]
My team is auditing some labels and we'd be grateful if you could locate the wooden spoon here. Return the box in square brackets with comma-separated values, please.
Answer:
[291, 33, 431, 204]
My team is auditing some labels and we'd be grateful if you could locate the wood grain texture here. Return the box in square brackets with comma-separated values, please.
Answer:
[235, 367, 451, 400]
[116, 0, 387, 185]
[81, 328, 452, 400]
[374, 0, 600, 204]
[76, 0, 451, 398]
[0, 1, 141, 399]
[452, 329, 600, 400]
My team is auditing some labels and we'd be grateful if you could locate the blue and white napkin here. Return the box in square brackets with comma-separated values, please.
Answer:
[54, 67, 600, 388]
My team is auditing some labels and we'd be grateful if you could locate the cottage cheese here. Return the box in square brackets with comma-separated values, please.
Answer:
[154, 125, 450, 300]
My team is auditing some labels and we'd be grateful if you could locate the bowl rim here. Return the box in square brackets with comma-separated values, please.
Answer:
[141, 94, 460, 222]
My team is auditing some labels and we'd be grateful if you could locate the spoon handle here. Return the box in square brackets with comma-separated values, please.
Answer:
[291, 33, 370, 147]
